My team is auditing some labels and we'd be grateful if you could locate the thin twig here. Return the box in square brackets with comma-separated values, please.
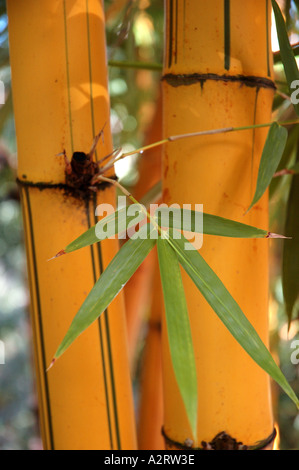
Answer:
[101, 118, 299, 173]
[273, 168, 295, 177]
[95, 175, 163, 235]
[108, 60, 162, 71]
[275, 89, 291, 101]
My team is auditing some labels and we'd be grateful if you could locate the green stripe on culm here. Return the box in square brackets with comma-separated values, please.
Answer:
[24, 187, 55, 450]
[168, 0, 174, 68]
[266, 0, 271, 76]
[224, 0, 230, 71]
[63, 0, 74, 154]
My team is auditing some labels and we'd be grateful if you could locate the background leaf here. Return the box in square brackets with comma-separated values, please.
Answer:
[272, 0, 299, 116]
[269, 125, 298, 199]
[247, 122, 288, 212]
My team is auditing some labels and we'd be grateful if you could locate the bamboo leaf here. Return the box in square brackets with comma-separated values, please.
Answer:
[156, 207, 285, 239]
[247, 122, 288, 212]
[53, 224, 156, 361]
[274, 44, 299, 65]
[271, 0, 299, 116]
[283, 169, 299, 326]
[55, 201, 286, 260]
[168, 234, 299, 408]
[269, 125, 298, 198]
[157, 238, 197, 439]
[54, 206, 141, 256]
[289, 161, 299, 173]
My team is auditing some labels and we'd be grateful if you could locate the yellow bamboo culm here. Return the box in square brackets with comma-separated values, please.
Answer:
[7, 0, 136, 450]
[162, 0, 275, 449]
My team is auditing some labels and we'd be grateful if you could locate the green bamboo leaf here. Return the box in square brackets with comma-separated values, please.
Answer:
[269, 125, 298, 198]
[66, 206, 129, 253]
[52, 224, 156, 362]
[289, 161, 299, 173]
[274, 44, 299, 65]
[247, 122, 288, 213]
[52, 206, 142, 257]
[54, 200, 286, 260]
[156, 207, 285, 239]
[271, 0, 299, 116]
[283, 168, 299, 326]
[157, 238, 197, 440]
[167, 233, 299, 409]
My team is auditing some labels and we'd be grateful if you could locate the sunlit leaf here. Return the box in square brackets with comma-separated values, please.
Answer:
[167, 233, 299, 408]
[247, 122, 288, 212]
[53, 224, 156, 360]
[157, 237, 197, 439]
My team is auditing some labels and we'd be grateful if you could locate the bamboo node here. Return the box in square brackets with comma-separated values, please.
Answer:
[16, 177, 116, 200]
[201, 432, 247, 450]
[162, 73, 276, 91]
[162, 427, 277, 451]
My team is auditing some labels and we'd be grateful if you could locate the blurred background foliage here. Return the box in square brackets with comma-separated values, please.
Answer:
[0, 0, 298, 450]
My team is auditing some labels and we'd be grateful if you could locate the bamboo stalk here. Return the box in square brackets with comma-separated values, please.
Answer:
[7, 0, 136, 450]
[162, 0, 275, 449]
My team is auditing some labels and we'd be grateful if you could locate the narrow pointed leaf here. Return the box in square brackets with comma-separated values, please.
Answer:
[61, 201, 282, 259]
[271, 0, 299, 116]
[167, 234, 299, 408]
[64, 206, 140, 254]
[247, 122, 288, 212]
[157, 238, 197, 439]
[54, 224, 156, 359]
[283, 168, 299, 325]
[156, 207, 284, 238]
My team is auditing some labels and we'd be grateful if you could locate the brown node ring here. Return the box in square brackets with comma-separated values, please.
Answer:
[161, 427, 277, 451]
